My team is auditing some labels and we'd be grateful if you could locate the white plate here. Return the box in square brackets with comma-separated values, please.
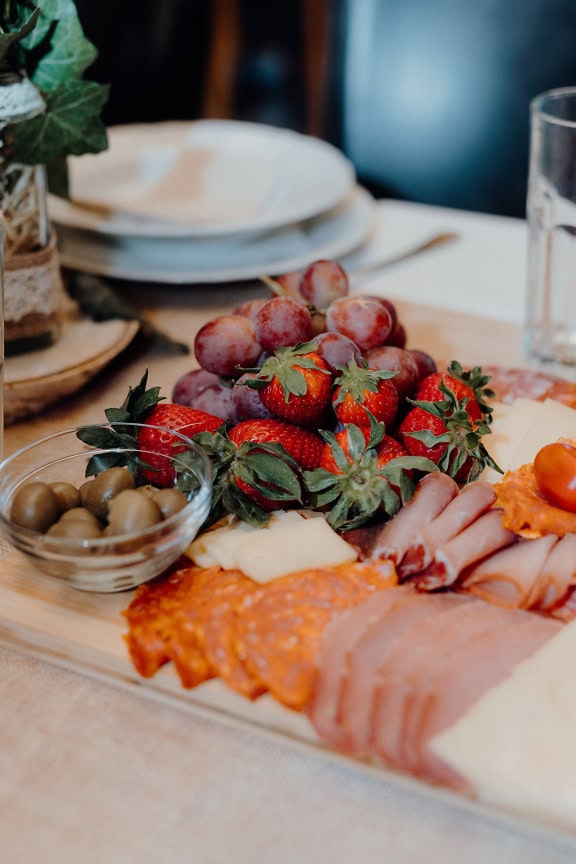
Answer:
[55, 186, 375, 284]
[49, 120, 356, 239]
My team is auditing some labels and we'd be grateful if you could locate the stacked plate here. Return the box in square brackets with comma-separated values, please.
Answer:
[49, 120, 375, 284]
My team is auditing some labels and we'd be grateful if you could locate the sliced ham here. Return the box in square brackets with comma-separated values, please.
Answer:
[399, 482, 497, 578]
[337, 591, 459, 755]
[459, 534, 558, 609]
[416, 611, 563, 788]
[371, 473, 459, 564]
[369, 597, 475, 770]
[308, 585, 414, 746]
[415, 509, 517, 591]
[400, 601, 513, 779]
[529, 533, 576, 612]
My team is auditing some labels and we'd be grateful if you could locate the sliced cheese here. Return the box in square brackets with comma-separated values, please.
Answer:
[186, 510, 305, 570]
[430, 619, 576, 831]
[507, 397, 576, 472]
[186, 510, 357, 581]
[233, 516, 357, 582]
[480, 398, 542, 482]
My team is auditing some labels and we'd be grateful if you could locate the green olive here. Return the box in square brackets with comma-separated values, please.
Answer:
[10, 482, 61, 532]
[152, 488, 188, 519]
[107, 489, 162, 535]
[80, 467, 136, 520]
[46, 518, 103, 540]
[58, 507, 102, 528]
[49, 481, 81, 512]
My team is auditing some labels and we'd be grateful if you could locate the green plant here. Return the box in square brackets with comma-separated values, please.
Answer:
[0, 0, 108, 173]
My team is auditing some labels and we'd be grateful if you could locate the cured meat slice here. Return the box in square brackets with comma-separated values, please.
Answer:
[416, 611, 563, 788]
[415, 509, 516, 591]
[529, 533, 576, 612]
[124, 564, 223, 678]
[370, 597, 476, 770]
[308, 585, 414, 746]
[338, 592, 464, 755]
[371, 473, 459, 564]
[172, 569, 261, 696]
[460, 534, 558, 609]
[235, 561, 396, 711]
[483, 365, 576, 407]
[401, 602, 520, 782]
[399, 482, 497, 578]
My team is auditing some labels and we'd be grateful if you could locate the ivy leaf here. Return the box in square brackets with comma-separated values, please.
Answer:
[12, 79, 109, 162]
[20, 0, 98, 88]
[0, 7, 40, 70]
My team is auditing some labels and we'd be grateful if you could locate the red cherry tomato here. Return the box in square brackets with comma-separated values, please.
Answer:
[533, 442, 576, 512]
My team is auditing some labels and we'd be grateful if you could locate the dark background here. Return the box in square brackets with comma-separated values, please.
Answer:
[74, 0, 576, 218]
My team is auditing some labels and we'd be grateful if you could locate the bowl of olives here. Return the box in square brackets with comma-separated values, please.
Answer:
[0, 424, 212, 592]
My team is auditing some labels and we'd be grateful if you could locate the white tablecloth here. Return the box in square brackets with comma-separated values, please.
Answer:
[2, 200, 575, 864]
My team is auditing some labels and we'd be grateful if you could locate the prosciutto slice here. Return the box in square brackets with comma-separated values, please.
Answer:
[371, 473, 459, 564]
[460, 534, 558, 608]
[308, 585, 414, 746]
[399, 482, 497, 578]
[415, 509, 517, 591]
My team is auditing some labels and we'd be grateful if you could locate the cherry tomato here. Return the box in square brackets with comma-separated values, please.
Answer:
[533, 441, 576, 511]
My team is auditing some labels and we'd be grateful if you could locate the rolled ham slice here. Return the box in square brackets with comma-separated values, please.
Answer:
[459, 534, 558, 609]
[399, 482, 497, 578]
[308, 585, 414, 747]
[337, 591, 459, 755]
[371, 473, 459, 564]
[529, 533, 576, 612]
[416, 611, 563, 788]
[415, 509, 517, 591]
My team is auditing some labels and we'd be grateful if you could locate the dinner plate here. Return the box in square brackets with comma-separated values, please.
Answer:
[49, 120, 356, 239]
[55, 185, 375, 284]
[5, 312, 139, 424]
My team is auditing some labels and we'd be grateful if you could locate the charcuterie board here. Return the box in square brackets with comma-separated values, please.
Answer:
[0, 541, 574, 851]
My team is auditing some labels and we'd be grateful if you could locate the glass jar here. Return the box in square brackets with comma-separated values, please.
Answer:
[0, 70, 63, 354]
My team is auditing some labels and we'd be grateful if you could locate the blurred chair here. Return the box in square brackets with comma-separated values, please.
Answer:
[337, 0, 576, 216]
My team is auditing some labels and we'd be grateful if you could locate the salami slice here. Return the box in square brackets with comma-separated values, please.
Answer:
[235, 562, 396, 711]
[485, 365, 576, 407]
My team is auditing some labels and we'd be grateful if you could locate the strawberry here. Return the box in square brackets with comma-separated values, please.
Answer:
[194, 428, 304, 525]
[415, 361, 495, 424]
[332, 358, 398, 428]
[246, 342, 332, 427]
[304, 419, 437, 530]
[229, 419, 324, 470]
[320, 429, 407, 474]
[397, 387, 500, 482]
[77, 371, 223, 487]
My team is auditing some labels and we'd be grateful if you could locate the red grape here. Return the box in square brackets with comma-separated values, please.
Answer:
[408, 348, 438, 380]
[314, 331, 363, 371]
[326, 296, 393, 351]
[387, 320, 407, 348]
[230, 372, 274, 421]
[254, 296, 313, 353]
[300, 259, 349, 309]
[275, 271, 304, 299]
[172, 368, 221, 405]
[191, 384, 235, 421]
[364, 345, 420, 399]
[194, 315, 262, 377]
[233, 298, 269, 322]
[366, 295, 398, 331]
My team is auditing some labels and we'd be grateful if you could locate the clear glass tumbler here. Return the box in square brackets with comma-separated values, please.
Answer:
[525, 87, 576, 366]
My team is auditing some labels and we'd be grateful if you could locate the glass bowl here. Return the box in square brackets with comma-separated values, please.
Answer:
[0, 424, 212, 592]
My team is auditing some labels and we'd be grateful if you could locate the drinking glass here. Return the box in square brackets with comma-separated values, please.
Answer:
[525, 86, 576, 365]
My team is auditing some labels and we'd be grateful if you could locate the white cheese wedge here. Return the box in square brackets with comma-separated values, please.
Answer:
[186, 510, 305, 570]
[186, 510, 356, 581]
[507, 397, 576, 472]
[430, 619, 576, 831]
[480, 398, 542, 482]
[233, 516, 357, 582]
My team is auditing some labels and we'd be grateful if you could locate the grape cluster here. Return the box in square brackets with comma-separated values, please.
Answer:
[174, 259, 437, 422]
